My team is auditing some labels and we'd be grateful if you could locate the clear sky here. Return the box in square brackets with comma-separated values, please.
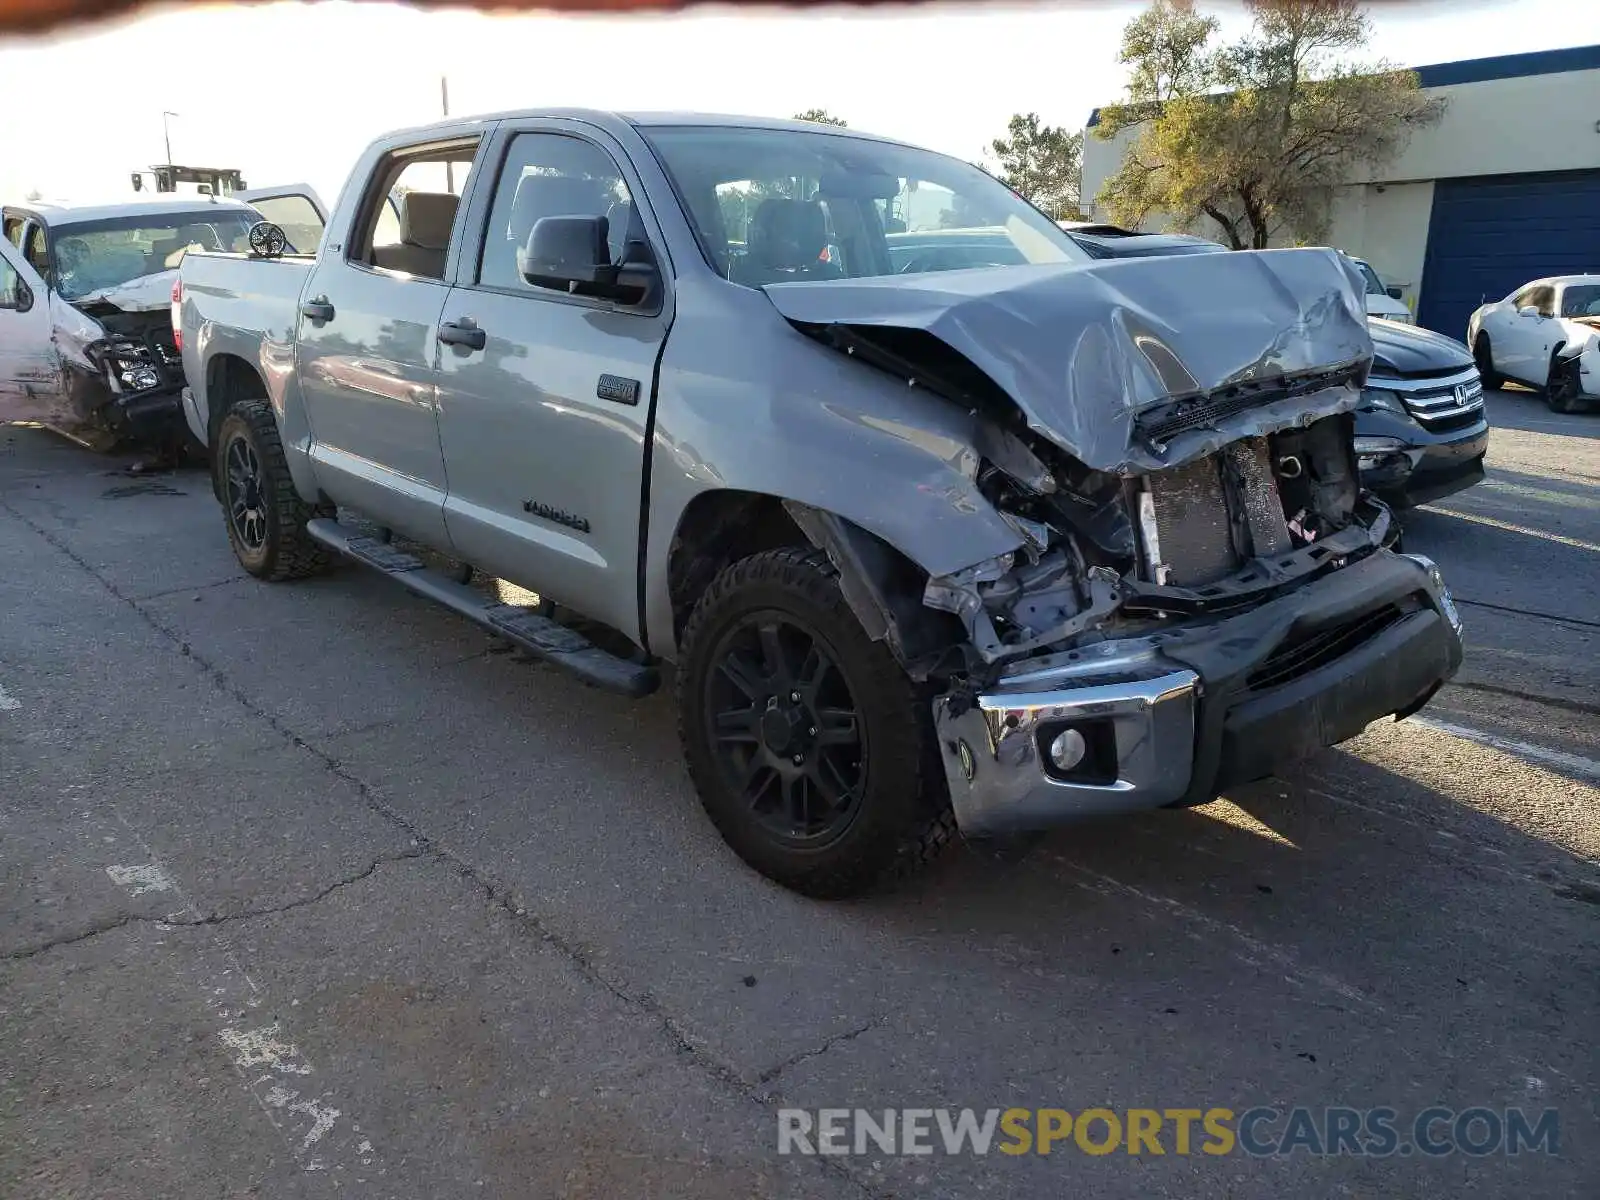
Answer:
[0, 0, 1587, 205]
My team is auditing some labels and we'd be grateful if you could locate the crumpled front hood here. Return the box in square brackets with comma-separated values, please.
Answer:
[71, 268, 178, 314]
[764, 247, 1374, 474]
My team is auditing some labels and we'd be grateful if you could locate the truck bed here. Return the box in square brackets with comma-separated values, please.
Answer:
[179, 252, 314, 378]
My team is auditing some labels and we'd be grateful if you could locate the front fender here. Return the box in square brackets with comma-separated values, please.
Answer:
[643, 278, 1025, 658]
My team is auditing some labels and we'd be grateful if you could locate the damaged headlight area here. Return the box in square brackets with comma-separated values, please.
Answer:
[923, 410, 1392, 672]
[91, 332, 182, 397]
[104, 341, 163, 392]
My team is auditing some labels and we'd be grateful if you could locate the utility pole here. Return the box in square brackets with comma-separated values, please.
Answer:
[441, 76, 454, 193]
[162, 110, 179, 165]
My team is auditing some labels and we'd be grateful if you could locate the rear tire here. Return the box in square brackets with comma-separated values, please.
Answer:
[1472, 334, 1502, 390]
[214, 398, 330, 581]
[677, 546, 955, 898]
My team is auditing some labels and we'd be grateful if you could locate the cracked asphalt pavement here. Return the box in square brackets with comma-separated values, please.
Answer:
[2, 388, 1597, 1199]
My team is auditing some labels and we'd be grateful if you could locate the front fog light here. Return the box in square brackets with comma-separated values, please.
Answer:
[1354, 435, 1405, 454]
[1049, 728, 1088, 772]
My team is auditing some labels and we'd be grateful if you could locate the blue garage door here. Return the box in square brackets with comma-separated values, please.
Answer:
[1417, 169, 1600, 340]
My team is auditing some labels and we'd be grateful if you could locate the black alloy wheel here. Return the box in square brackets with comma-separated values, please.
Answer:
[213, 397, 329, 580]
[704, 610, 866, 847]
[224, 434, 267, 552]
[1546, 355, 1582, 414]
[676, 547, 956, 898]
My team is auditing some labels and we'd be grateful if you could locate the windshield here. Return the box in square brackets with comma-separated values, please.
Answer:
[1560, 284, 1600, 317]
[1353, 260, 1385, 295]
[50, 211, 259, 300]
[640, 125, 1090, 287]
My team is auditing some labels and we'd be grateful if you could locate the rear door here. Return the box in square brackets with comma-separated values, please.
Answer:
[0, 236, 64, 424]
[433, 120, 673, 641]
[293, 133, 484, 545]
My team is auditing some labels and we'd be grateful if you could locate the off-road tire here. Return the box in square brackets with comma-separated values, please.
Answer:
[214, 398, 330, 581]
[1472, 334, 1502, 390]
[677, 546, 956, 899]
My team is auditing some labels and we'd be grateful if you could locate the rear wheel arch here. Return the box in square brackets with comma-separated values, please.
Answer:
[204, 353, 268, 449]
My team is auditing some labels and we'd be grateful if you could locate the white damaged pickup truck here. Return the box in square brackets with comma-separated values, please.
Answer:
[1, 191, 323, 451]
[177, 111, 1464, 897]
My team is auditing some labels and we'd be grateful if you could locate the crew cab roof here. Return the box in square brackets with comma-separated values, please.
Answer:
[3, 195, 258, 229]
[369, 107, 919, 149]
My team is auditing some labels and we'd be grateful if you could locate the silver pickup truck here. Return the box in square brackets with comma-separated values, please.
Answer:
[178, 110, 1464, 897]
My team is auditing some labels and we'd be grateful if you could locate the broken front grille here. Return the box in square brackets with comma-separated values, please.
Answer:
[1135, 365, 1361, 447]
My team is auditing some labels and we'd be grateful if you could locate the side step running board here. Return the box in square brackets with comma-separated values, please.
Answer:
[305, 518, 659, 698]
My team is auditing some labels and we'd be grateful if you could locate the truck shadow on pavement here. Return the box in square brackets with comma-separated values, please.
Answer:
[878, 738, 1598, 1011]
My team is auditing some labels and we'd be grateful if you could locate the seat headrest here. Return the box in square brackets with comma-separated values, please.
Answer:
[748, 199, 828, 271]
[400, 191, 459, 252]
[508, 175, 606, 240]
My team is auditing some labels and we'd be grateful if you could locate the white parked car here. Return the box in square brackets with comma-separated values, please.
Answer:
[1349, 257, 1412, 323]
[1468, 275, 1600, 413]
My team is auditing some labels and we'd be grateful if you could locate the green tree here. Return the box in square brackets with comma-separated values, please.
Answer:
[793, 109, 848, 127]
[1095, 0, 1446, 249]
[988, 113, 1083, 221]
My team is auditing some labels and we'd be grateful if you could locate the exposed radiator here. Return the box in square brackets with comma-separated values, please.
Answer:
[1143, 455, 1235, 586]
[1223, 437, 1292, 558]
[1140, 437, 1290, 586]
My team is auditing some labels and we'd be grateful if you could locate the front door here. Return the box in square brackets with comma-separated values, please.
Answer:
[1500, 284, 1553, 382]
[292, 135, 482, 544]
[0, 237, 65, 425]
[434, 122, 671, 642]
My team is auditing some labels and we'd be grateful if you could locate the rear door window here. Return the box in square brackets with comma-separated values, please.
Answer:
[351, 142, 479, 280]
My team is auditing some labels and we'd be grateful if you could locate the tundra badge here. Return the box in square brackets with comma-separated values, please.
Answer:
[596, 374, 640, 406]
[522, 500, 591, 533]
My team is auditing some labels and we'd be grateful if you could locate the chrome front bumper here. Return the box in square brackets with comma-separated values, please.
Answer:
[932, 550, 1465, 839]
[933, 667, 1200, 838]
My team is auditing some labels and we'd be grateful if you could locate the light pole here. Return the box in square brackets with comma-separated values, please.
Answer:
[162, 111, 179, 164]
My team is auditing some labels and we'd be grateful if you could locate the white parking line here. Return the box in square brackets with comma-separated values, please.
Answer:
[92, 802, 379, 1179]
[1419, 507, 1600, 554]
[1406, 715, 1600, 781]
[0, 683, 19, 711]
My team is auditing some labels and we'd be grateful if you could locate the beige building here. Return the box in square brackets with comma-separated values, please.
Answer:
[1079, 44, 1600, 339]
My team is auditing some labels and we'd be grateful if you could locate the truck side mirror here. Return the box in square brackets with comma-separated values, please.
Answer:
[522, 215, 657, 306]
[1516, 305, 1541, 318]
[1385, 286, 1402, 300]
